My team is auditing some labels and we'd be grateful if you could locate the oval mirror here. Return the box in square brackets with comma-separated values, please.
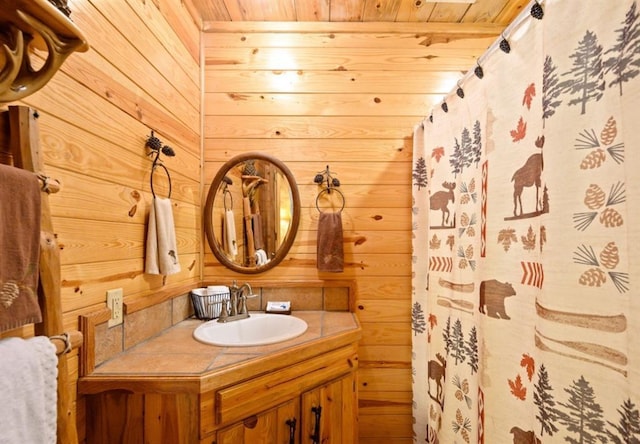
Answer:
[204, 153, 300, 274]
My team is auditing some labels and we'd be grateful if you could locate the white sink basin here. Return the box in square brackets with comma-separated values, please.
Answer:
[193, 313, 308, 347]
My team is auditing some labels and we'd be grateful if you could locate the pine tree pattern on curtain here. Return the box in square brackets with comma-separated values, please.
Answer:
[411, 1, 640, 443]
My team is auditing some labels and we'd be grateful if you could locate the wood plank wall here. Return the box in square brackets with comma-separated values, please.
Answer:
[202, 22, 498, 442]
[0, 2, 504, 440]
[0, 1, 201, 442]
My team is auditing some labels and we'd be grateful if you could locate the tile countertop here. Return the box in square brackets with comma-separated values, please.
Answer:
[87, 311, 361, 379]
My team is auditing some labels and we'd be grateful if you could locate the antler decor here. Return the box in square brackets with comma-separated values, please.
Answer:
[0, 0, 89, 103]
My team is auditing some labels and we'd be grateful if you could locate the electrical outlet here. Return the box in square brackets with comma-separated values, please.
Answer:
[107, 288, 124, 327]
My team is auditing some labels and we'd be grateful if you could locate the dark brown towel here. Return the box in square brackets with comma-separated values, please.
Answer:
[0, 164, 42, 332]
[317, 212, 344, 272]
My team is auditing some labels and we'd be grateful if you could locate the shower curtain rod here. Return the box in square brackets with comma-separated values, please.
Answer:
[474, 0, 543, 71]
[424, 0, 545, 124]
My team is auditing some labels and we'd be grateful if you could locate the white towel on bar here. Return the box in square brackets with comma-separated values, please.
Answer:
[145, 197, 181, 275]
[0, 336, 58, 444]
[224, 209, 238, 259]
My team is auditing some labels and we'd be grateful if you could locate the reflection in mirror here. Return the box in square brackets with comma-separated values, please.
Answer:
[204, 153, 300, 274]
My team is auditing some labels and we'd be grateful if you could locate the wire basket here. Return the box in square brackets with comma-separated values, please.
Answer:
[190, 288, 229, 320]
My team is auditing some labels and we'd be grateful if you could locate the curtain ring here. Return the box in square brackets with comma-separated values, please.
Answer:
[499, 33, 511, 53]
[150, 163, 172, 199]
[316, 188, 345, 214]
[474, 64, 484, 79]
[531, 1, 544, 19]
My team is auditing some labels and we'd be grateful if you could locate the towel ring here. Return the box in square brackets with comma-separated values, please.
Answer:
[316, 187, 345, 214]
[150, 163, 172, 199]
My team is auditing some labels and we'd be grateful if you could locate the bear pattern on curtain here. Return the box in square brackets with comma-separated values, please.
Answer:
[412, 0, 640, 443]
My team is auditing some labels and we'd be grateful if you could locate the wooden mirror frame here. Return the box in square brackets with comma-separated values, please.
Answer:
[204, 152, 301, 274]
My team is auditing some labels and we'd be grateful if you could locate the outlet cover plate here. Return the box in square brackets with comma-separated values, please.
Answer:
[107, 288, 124, 327]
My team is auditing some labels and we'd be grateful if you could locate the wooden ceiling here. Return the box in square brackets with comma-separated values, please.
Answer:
[188, 0, 530, 25]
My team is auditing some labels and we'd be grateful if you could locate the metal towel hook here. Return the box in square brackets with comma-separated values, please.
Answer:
[313, 165, 341, 193]
[145, 130, 175, 199]
[314, 165, 345, 213]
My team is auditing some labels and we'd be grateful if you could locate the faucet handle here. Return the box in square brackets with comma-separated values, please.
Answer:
[217, 299, 229, 322]
[238, 295, 248, 315]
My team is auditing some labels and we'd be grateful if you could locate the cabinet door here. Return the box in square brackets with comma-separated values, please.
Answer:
[216, 398, 300, 444]
[301, 373, 357, 444]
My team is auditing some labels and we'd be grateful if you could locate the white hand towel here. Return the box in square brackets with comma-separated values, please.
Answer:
[224, 209, 238, 259]
[145, 197, 181, 275]
[0, 336, 58, 444]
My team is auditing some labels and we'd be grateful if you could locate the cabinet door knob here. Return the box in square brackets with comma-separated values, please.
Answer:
[285, 418, 297, 444]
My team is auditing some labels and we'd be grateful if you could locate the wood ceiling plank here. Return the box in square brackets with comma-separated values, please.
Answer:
[272, 0, 298, 20]
[395, 0, 435, 22]
[222, 0, 246, 21]
[428, 3, 469, 22]
[174, 0, 204, 29]
[329, 0, 365, 21]
[235, 0, 264, 20]
[202, 20, 504, 34]
[362, 0, 402, 21]
[191, 0, 518, 24]
[295, 0, 331, 20]
[494, 0, 530, 24]
[236, 0, 297, 20]
[190, 0, 231, 20]
[461, 0, 512, 22]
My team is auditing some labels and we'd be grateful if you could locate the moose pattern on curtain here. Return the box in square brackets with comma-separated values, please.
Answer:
[411, 1, 640, 443]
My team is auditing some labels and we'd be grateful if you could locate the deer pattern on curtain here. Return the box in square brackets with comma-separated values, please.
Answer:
[411, 1, 640, 443]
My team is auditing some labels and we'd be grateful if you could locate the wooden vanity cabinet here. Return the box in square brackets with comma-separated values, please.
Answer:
[209, 344, 358, 444]
[83, 343, 358, 444]
[215, 371, 357, 444]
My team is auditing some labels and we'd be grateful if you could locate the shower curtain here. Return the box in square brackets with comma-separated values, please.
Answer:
[412, 1, 640, 442]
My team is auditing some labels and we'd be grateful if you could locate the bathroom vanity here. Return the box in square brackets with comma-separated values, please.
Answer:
[78, 311, 360, 444]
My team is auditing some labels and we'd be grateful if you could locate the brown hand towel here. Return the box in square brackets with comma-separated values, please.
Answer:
[145, 197, 181, 275]
[0, 164, 42, 332]
[317, 211, 344, 272]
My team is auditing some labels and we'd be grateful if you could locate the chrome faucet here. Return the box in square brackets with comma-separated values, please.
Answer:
[217, 280, 253, 323]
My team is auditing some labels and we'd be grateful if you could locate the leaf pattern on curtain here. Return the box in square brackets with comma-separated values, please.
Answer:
[412, 1, 640, 443]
